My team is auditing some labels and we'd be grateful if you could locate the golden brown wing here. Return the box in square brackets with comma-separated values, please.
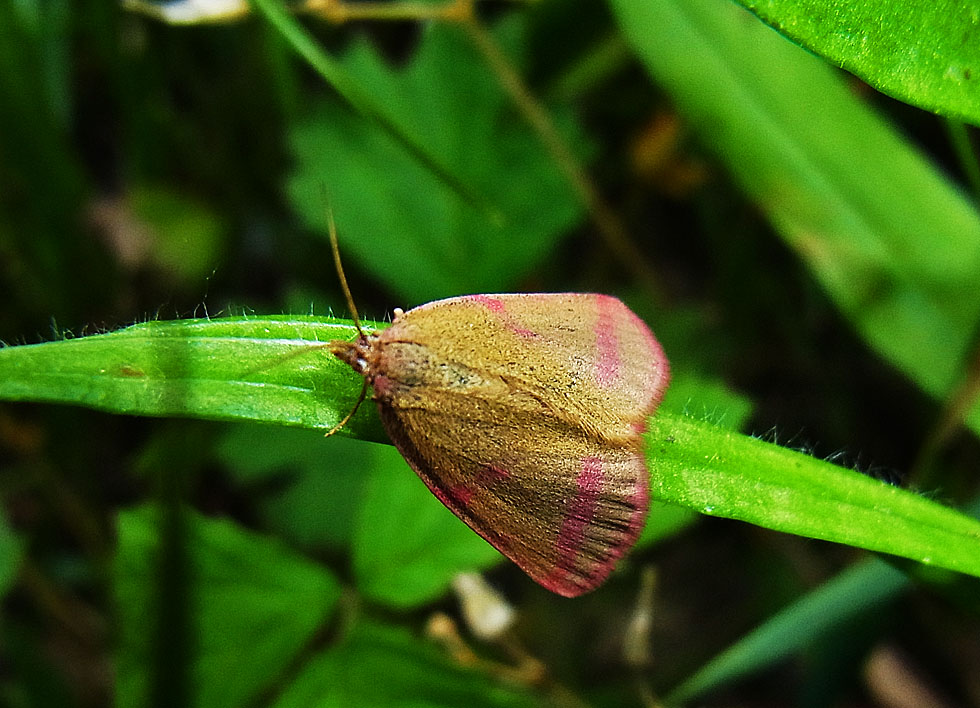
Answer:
[369, 293, 668, 596]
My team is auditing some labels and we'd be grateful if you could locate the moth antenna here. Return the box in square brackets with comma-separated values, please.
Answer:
[324, 377, 368, 438]
[327, 208, 365, 338]
[325, 209, 371, 437]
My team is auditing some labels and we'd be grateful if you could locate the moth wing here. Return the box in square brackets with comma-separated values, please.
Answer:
[378, 399, 649, 597]
[373, 292, 667, 596]
[396, 293, 669, 439]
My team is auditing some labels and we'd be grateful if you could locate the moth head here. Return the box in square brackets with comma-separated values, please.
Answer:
[328, 335, 376, 377]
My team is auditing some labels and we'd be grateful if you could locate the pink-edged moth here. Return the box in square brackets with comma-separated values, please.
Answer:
[326, 226, 670, 597]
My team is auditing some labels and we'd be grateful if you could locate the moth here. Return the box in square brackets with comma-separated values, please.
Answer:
[326, 223, 670, 597]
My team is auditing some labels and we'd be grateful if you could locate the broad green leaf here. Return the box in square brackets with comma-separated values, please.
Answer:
[115, 504, 341, 708]
[612, 0, 980, 435]
[272, 619, 538, 708]
[286, 20, 587, 303]
[214, 425, 370, 550]
[353, 446, 503, 608]
[735, 0, 980, 126]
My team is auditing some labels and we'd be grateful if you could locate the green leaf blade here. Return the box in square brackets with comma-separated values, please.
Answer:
[0, 316, 387, 442]
[646, 412, 980, 580]
[5, 315, 980, 582]
[736, 0, 980, 126]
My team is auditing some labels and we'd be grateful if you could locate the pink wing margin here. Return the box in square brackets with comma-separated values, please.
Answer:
[539, 294, 668, 595]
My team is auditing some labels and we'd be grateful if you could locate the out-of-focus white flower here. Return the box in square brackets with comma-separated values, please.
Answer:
[124, 0, 251, 24]
[452, 572, 515, 641]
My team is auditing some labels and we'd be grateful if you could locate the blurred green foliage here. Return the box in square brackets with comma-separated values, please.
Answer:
[2, 1, 980, 707]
